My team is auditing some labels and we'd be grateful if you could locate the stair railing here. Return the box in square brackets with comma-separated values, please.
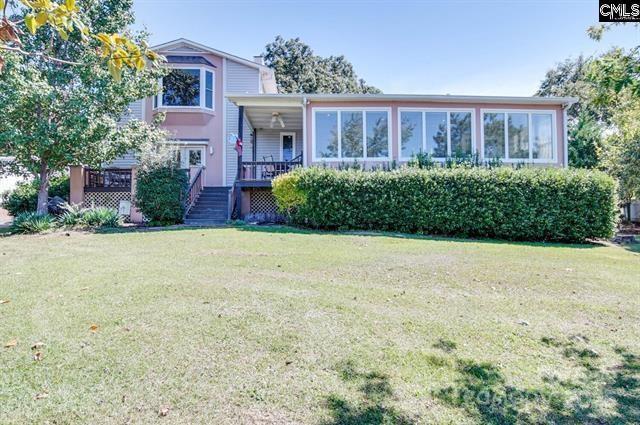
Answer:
[183, 167, 204, 220]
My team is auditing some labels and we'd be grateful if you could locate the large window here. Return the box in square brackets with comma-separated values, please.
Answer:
[482, 111, 555, 161]
[314, 109, 390, 160]
[156, 68, 215, 110]
[399, 109, 474, 159]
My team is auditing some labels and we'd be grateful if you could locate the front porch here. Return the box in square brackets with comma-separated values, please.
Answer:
[230, 98, 305, 218]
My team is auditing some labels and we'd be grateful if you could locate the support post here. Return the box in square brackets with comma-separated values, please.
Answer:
[235, 106, 244, 219]
[69, 166, 84, 206]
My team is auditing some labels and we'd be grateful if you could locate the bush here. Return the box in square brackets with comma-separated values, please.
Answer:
[11, 212, 56, 234]
[58, 204, 122, 228]
[273, 167, 617, 242]
[80, 207, 122, 228]
[135, 161, 189, 226]
[1, 175, 70, 216]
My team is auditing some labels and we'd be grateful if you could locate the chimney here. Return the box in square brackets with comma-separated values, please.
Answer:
[253, 55, 264, 65]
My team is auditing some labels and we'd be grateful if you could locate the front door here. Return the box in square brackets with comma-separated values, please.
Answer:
[178, 146, 205, 181]
[280, 132, 295, 161]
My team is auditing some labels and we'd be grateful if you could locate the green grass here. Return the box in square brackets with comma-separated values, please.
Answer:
[0, 226, 638, 424]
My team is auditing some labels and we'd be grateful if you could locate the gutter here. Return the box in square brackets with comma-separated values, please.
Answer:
[562, 103, 570, 168]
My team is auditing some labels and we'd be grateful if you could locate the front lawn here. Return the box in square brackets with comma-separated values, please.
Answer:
[0, 227, 638, 424]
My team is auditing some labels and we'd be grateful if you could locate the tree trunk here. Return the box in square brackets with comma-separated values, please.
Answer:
[36, 162, 50, 215]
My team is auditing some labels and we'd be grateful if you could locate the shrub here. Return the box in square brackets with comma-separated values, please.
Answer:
[1, 175, 70, 216]
[272, 170, 306, 214]
[11, 212, 56, 234]
[79, 207, 122, 228]
[135, 159, 189, 226]
[58, 204, 122, 228]
[272, 167, 617, 242]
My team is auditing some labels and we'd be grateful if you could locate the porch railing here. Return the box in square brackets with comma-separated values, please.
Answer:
[84, 169, 132, 192]
[183, 167, 203, 218]
[240, 154, 303, 181]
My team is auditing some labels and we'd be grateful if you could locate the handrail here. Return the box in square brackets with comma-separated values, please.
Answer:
[240, 156, 303, 181]
[183, 167, 203, 219]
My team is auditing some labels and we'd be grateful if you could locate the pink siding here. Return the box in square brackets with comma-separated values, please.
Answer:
[144, 52, 225, 187]
[304, 101, 567, 167]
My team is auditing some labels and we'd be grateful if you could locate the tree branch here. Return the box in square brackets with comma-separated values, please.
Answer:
[0, 44, 81, 65]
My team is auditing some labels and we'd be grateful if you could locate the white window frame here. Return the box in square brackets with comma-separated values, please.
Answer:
[480, 109, 557, 164]
[154, 65, 215, 111]
[397, 108, 476, 161]
[280, 132, 296, 161]
[311, 107, 392, 162]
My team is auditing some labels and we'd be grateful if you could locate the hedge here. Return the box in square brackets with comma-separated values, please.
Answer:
[272, 167, 617, 242]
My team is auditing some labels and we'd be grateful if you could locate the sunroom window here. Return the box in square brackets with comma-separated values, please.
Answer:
[314, 110, 390, 160]
[400, 110, 474, 159]
[482, 111, 555, 161]
[157, 68, 214, 110]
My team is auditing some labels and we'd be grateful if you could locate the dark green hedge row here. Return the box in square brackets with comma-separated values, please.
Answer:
[272, 167, 617, 242]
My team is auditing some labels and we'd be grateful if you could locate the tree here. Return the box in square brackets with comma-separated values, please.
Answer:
[263, 36, 381, 94]
[588, 47, 640, 206]
[0, 0, 165, 214]
[0, 0, 160, 79]
[567, 111, 604, 169]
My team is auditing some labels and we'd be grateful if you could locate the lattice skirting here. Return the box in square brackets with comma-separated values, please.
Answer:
[84, 191, 131, 218]
[249, 189, 278, 215]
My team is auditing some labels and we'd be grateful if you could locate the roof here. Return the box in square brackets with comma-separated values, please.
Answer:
[227, 93, 578, 107]
[153, 39, 277, 93]
[166, 55, 216, 67]
[153, 38, 267, 71]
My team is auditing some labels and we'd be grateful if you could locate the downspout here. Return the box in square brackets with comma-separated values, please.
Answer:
[562, 104, 569, 168]
[302, 96, 308, 167]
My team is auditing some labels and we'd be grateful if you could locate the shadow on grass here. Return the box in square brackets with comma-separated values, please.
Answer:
[322, 361, 416, 425]
[234, 224, 603, 250]
[84, 222, 611, 251]
[434, 337, 639, 424]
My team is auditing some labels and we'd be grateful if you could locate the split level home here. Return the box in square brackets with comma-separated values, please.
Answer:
[68, 38, 578, 224]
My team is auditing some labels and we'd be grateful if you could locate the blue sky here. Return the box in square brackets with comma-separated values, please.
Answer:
[132, 0, 639, 96]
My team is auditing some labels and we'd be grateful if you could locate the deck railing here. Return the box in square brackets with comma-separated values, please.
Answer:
[240, 155, 303, 181]
[84, 169, 132, 192]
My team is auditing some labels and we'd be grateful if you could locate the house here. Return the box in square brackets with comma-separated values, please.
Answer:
[68, 39, 577, 224]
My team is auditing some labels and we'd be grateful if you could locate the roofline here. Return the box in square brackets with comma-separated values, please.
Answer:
[226, 93, 578, 107]
[151, 38, 269, 71]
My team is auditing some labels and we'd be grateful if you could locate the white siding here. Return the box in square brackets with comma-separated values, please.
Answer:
[225, 61, 260, 185]
[254, 129, 303, 161]
[104, 99, 146, 168]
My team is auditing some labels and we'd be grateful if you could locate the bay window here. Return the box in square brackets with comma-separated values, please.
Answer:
[482, 110, 555, 162]
[155, 67, 215, 110]
[399, 109, 474, 160]
[313, 109, 390, 160]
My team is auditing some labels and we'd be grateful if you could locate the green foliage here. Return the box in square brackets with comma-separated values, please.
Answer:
[11, 212, 55, 234]
[58, 204, 122, 228]
[568, 112, 604, 169]
[272, 171, 306, 214]
[1, 175, 69, 216]
[407, 152, 436, 169]
[79, 207, 122, 228]
[263, 36, 380, 94]
[0, 0, 166, 213]
[135, 153, 189, 226]
[273, 167, 617, 242]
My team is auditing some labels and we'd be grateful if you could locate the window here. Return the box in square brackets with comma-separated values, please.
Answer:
[399, 109, 474, 159]
[483, 113, 505, 159]
[482, 110, 555, 162]
[313, 109, 390, 160]
[177, 147, 205, 168]
[400, 111, 422, 158]
[157, 68, 214, 110]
